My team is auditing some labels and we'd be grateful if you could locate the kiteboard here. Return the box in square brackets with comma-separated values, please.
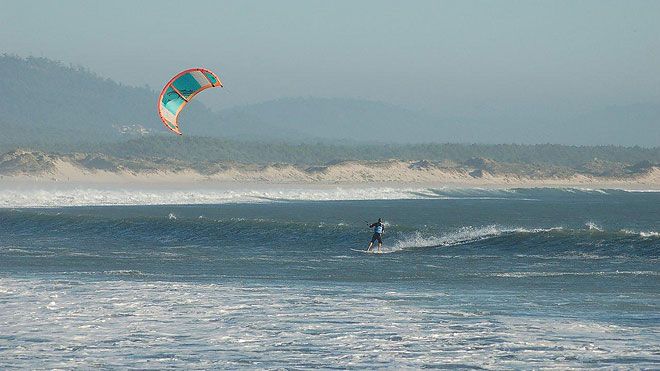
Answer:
[350, 248, 383, 254]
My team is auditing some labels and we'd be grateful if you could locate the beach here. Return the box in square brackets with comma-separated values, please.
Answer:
[1, 155, 658, 208]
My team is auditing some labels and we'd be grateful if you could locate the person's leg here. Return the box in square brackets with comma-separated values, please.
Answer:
[368, 233, 378, 251]
[378, 242, 382, 252]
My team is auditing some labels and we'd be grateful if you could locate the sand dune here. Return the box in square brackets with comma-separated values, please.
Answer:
[1, 155, 658, 190]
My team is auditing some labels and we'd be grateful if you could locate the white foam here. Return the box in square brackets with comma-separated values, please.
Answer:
[0, 186, 438, 207]
[389, 225, 564, 252]
[620, 229, 660, 238]
[393, 226, 502, 250]
[0, 185, 655, 208]
[0, 185, 569, 208]
[490, 270, 659, 278]
[575, 188, 610, 194]
[585, 222, 604, 232]
[0, 276, 656, 369]
[639, 231, 660, 238]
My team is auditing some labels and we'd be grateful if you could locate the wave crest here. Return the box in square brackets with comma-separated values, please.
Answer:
[3, 186, 654, 208]
[386, 224, 660, 252]
[390, 225, 564, 251]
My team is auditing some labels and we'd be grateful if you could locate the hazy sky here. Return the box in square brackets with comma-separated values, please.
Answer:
[2, 0, 659, 120]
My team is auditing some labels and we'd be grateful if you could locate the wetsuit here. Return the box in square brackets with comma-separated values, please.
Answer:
[369, 222, 384, 244]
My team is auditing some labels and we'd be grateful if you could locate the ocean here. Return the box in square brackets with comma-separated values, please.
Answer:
[0, 187, 658, 368]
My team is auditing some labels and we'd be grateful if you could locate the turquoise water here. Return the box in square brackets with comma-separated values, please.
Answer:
[1, 188, 658, 368]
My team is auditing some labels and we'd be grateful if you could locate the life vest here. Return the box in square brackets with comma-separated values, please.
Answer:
[374, 224, 383, 234]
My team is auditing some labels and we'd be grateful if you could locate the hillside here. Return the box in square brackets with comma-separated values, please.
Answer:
[1, 55, 454, 147]
[1, 55, 658, 149]
[0, 55, 220, 148]
[1, 149, 658, 187]
[75, 137, 660, 167]
[216, 97, 459, 143]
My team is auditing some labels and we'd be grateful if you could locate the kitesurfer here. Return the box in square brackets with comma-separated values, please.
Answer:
[367, 218, 385, 252]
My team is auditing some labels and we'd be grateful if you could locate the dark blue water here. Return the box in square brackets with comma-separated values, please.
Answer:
[1, 188, 658, 368]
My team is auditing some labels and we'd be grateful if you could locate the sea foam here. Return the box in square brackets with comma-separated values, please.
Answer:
[388, 225, 565, 252]
[0, 187, 432, 207]
[0, 185, 654, 208]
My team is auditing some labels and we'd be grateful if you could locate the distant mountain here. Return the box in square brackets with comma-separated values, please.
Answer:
[0, 55, 219, 147]
[216, 97, 466, 143]
[216, 98, 660, 147]
[215, 99, 557, 145]
[556, 103, 660, 147]
[0, 55, 462, 147]
[1, 55, 658, 148]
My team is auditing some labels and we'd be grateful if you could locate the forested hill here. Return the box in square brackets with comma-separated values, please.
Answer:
[23, 136, 660, 168]
[0, 55, 448, 146]
[215, 97, 456, 143]
[0, 55, 219, 147]
[1, 55, 658, 149]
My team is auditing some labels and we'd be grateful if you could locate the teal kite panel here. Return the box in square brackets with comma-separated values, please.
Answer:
[162, 87, 185, 115]
[172, 73, 203, 99]
[204, 72, 219, 85]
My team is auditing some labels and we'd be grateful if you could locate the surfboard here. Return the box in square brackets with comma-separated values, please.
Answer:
[350, 248, 383, 254]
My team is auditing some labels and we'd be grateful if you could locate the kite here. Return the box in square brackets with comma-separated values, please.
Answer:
[158, 68, 222, 135]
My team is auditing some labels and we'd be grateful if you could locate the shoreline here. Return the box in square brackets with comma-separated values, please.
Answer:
[1, 175, 658, 209]
[1, 170, 658, 191]
[1, 158, 658, 208]
[1, 159, 658, 189]
[1, 150, 658, 191]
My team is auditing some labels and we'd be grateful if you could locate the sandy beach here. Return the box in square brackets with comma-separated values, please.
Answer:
[1, 158, 657, 208]
[1, 157, 658, 190]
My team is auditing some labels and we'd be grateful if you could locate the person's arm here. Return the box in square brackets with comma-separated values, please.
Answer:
[369, 223, 375, 228]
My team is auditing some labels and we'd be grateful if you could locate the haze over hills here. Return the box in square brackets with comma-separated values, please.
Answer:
[216, 97, 465, 143]
[0, 54, 658, 148]
[0, 55, 219, 147]
[0, 55, 460, 145]
[1, 56, 659, 186]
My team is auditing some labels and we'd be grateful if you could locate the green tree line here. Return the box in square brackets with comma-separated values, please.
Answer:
[19, 136, 656, 167]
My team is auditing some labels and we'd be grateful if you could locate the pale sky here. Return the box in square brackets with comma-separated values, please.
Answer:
[1, 0, 659, 143]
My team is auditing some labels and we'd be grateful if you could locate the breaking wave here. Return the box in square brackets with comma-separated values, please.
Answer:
[388, 226, 564, 252]
[384, 225, 658, 253]
[0, 186, 656, 208]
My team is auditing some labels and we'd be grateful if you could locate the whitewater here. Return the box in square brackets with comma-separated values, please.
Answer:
[0, 184, 656, 208]
[1, 188, 658, 368]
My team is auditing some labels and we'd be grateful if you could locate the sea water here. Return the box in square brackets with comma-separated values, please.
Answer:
[0, 188, 658, 368]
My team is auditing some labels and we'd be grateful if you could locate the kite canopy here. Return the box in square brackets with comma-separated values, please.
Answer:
[158, 68, 222, 135]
